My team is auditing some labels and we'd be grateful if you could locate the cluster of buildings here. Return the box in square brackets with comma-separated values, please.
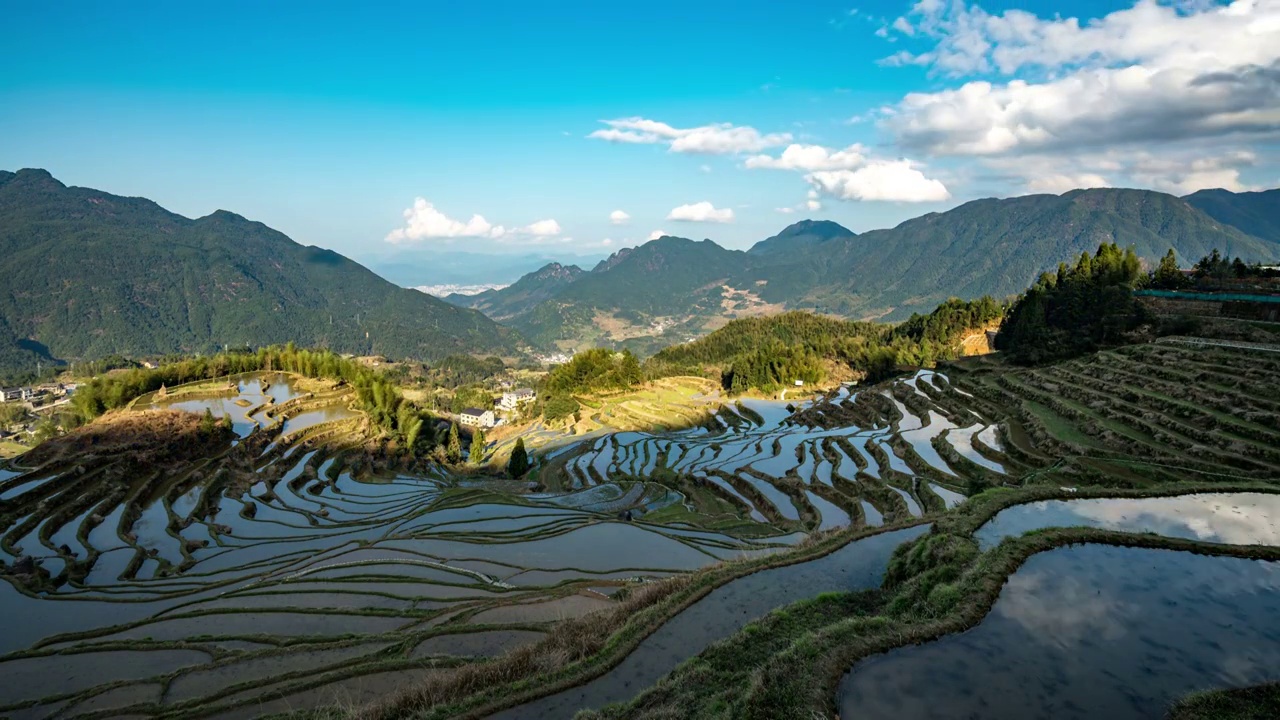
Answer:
[1, 382, 77, 405]
[459, 387, 535, 429]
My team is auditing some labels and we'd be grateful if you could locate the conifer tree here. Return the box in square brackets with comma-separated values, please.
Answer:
[471, 428, 486, 465]
[508, 437, 530, 477]
[446, 423, 461, 463]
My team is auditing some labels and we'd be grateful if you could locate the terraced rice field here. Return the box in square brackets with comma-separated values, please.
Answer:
[0, 375, 860, 719]
[3, 342, 1279, 720]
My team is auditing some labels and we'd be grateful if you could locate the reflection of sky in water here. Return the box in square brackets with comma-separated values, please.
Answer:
[840, 544, 1280, 720]
[975, 493, 1280, 550]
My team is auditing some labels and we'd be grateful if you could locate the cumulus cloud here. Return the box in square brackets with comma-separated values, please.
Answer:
[589, 117, 792, 154]
[807, 160, 951, 202]
[647, 229, 668, 240]
[806, 189, 823, 211]
[881, 1, 1280, 158]
[1027, 173, 1112, 195]
[1128, 150, 1260, 194]
[609, 209, 631, 224]
[524, 219, 562, 237]
[385, 198, 504, 243]
[745, 143, 867, 171]
[986, 147, 1260, 196]
[386, 198, 563, 243]
[666, 201, 735, 223]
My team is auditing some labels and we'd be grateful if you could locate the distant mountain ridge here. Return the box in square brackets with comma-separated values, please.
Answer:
[0, 169, 516, 379]
[456, 187, 1280, 353]
[444, 262, 585, 321]
[1184, 188, 1280, 245]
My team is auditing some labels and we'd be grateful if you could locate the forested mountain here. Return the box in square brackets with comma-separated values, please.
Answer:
[508, 237, 758, 351]
[0, 169, 516, 379]
[461, 188, 1279, 353]
[1183, 188, 1280, 244]
[747, 219, 855, 257]
[751, 187, 1280, 320]
[443, 262, 584, 321]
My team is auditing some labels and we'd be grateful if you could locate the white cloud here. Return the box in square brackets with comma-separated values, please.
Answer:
[1129, 150, 1260, 194]
[666, 201, 735, 223]
[589, 117, 792, 154]
[385, 198, 563, 244]
[745, 143, 867, 171]
[775, 207, 796, 214]
[807, 160, 951, 202]
[882, 1, 1280, 158]
[1027, 173, 1112, 195]
[524, 219, 562, 237]
[807, 199, 823, 211]
[647, 229, 668, 240]
[386, 198, 505, 243]
[609, 209, 631, 225]
[873, 0, 1280, 196]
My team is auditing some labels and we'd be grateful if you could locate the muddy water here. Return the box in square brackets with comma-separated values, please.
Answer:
[838, 544, 1280, 720]
[489, 524, 930, 719]
[975, 492, 1280, 550]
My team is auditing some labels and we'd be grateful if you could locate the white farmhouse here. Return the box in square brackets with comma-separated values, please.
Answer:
[459, 407, 496, 428]
[499, 388, 535, 411]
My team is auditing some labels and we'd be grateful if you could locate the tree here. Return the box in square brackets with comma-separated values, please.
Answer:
[508, 437, 530, 477]
[33, 418, 61, 444]
[199, 408, 216, 434]
[471, 428, 486, 465]
[446, 422, 462, 463]
[404, 417, 424, 456]
[1151, 249, 1186, 289]
[0, 403, 26, 432]
[543, 395, 580, 422]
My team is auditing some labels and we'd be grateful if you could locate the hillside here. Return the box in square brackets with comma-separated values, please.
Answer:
[444, 262, 584, 321]
[1183, 188, 1280, 245]
[510, 237, 763, 353]
[747, 219, 855, 257]
[466, 188, 1278, 352]
[0, 169, 516, 379]
[753, 187, 1280, 320]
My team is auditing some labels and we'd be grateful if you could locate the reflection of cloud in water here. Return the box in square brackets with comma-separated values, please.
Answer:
[1069, 495, 1280, 546]
[995, 569, 1135, 651]
[977, 493, 1280, 549]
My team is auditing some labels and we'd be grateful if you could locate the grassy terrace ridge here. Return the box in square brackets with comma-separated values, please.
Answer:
[1169, 682, 1280, 720]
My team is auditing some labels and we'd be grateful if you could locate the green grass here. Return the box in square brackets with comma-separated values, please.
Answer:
[1169, 682, 1280, 720]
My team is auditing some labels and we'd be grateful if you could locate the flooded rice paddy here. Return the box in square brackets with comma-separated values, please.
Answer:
[0, 371, 1000, 718]
[838, 544, 1280, 720]
[490, 524, 930, 719]
[3, 351, 1279, 719]
[976, 492, 1280, 550]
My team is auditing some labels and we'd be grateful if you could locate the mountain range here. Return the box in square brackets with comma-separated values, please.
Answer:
[447, 187, 1280, 354]
[0, 169, 516, 380]
[3, 168, 1277, 381]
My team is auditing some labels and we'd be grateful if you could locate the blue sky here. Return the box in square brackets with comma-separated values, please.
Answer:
[2, 0, 1277, 284]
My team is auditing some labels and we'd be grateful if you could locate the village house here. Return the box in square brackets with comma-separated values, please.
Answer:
[498, 388, 535, 411]
[459, 407, 496, 428]
[1, 387, 33, 403]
